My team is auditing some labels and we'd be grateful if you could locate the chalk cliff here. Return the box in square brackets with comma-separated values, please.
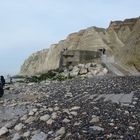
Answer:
[117, 18, 140, 71]
[20, 49, 49, 75]
[20, 17, 140, 75]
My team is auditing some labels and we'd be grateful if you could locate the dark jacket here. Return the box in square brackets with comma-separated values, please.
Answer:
[0, 76, 5, 87]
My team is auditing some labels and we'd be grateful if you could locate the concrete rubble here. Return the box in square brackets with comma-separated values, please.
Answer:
[62, 62, 108, 78]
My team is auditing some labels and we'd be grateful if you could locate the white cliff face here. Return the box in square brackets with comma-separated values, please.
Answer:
[20, 27, 113, 75]
[77, 27, 109, 51]
[43, 44, 62, 71]
[20, 49, 49, 75]
[20, 17, 140, 75]
[117, 18, 140, 71]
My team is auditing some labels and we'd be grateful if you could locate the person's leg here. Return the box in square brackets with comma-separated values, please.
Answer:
[0, 87, 4, 97]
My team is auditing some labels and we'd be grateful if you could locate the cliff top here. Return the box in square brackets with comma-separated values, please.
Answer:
[108, 17, 139, 31]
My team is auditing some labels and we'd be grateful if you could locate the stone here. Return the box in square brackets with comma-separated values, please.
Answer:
[86, 72, 93, 78]
[69, 115, 73, 119]
[27, 83, 34, 86]
[56, 127, 65, 136]
[62, 118, 71, 123]
[0, 100, 4, 104]
[79, 67, 88, 75]
[62, 69, 70, 77]
[51, 112, 57, 119]
[97, 71, 106, 76]
[114, 127, 118, 129]
[65, 92, 73, 98]
[89, 69, 99, 75]
[90, 126, 104, 131]
[124, 110, 129, 115]
[12, 133, 21, 140]
[4, 121, 16, 129]
[54, 136, 61, 140]
[40, 114, 50, 121]
[63, 109, 70, 114]
[133, 101, 137, 105]
[102, 68, 108, 74]
[70, 66, 80, 77]
[47, 119, 54, 125]
[90, 115, 99, 123]
[32, 130, 40, 135]
[134, 97, 138, 100]
[82, 112, 87, 115]
[9, 103, 17, 107]
[31, 132, 47, 140]
[107, 133, 113, 138]
[20, 114, 28, 121]
[70, 106, 80, 110]
[29, 111, 34, 116]
[48, 131, 53, 135]
[0, 127, 9, 136]
[70, 111, 78, 116]
[85, 63, 92, 68]
[74, 122, 81, 126]
[25, 116, 35, 124]
[91, 63, 97, 67]
[23, 131, 31, 137]
[48, 107, 53, 112]
[14, 123, 24, 131]
[35, 112, 39, 116]
[109, 123, 114, 126]
[54, 106, 60, 111]
[68, 65, 73, 71]
[129, 126, 134, 130]
[78, 64, 85, 68]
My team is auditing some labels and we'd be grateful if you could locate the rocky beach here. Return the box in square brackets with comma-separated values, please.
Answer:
[0, 0, 140, 139]
[0, 76, 140, 140]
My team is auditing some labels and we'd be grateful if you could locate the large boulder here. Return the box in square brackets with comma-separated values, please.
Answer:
[70, 66, 80, 77]
[79, 67, 88, 75]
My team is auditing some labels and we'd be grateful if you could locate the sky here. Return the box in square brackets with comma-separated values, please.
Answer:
[0, 0, 139, 76]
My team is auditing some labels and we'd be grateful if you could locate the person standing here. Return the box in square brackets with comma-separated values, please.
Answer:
[0, 76, 5, 97]
[1, 76, 5, 87]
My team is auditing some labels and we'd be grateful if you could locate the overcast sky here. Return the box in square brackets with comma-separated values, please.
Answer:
[0, 0, 139, 76]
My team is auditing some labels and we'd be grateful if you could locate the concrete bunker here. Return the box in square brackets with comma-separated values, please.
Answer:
[60, 49, 102, 68]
